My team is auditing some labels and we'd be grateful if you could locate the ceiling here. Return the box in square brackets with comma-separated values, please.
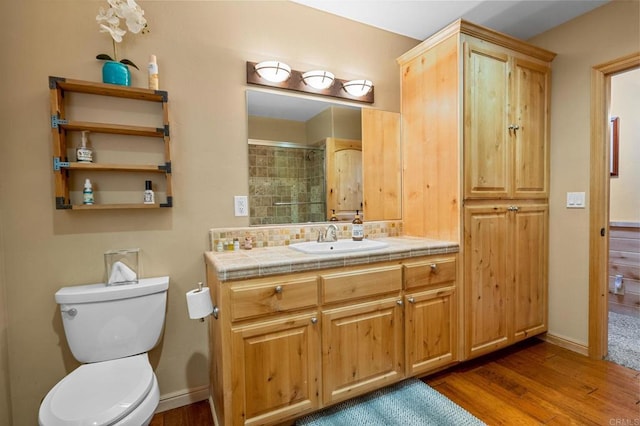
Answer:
[291, 0, 610, 41]
[249, 0, 610, 122]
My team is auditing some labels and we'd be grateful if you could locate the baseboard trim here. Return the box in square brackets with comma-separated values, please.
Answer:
[541, 333, 589, 356]
[155, 385, 210, 413]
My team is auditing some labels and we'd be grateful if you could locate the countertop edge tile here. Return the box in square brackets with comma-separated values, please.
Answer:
[206, 237, 459, 282]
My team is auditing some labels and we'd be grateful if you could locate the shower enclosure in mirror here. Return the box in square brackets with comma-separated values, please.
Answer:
[247, 90, 363, 225]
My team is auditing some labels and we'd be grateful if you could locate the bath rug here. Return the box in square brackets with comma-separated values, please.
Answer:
[296, 378, 485, 426]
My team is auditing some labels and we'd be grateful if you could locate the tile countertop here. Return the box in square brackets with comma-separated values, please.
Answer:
[204, 236, 459, 282]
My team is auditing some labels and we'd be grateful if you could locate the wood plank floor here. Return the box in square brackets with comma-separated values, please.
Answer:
[151, 339, 640, 425]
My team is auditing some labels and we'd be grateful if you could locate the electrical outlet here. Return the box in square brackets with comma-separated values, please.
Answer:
[234, 196, 248, 217]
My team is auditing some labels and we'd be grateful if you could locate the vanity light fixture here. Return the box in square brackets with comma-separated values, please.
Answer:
[247, 61, 374, 104]
[343, 79, 374, 97]
[301, 70, 335, 90]
[254, 61, 291, 83]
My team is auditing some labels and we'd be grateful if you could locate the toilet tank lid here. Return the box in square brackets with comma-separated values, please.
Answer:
[55, 276, 169, 304]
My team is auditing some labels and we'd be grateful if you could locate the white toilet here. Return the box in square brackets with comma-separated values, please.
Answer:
[39, 276, 169, 426]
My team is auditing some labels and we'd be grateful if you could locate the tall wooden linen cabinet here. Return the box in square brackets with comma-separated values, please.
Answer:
[398, 20, 556, 359]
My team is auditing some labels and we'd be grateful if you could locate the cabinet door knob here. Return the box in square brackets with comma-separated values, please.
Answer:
[396, 300, 404, 306]
[311, 317, 318, 324]
[508, 124, 520, 131]
[408, 297, 416, 304]
[275, 285, 283, 294]
[430, 263, 437, 272]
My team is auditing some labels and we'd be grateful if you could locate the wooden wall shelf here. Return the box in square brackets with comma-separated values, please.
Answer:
[49, 76, 173, 210]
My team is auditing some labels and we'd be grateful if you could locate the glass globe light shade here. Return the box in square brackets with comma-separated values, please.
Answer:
[302, 70, 335, 90]
[343, 79, 373, 97]
[255, 61, 291, 83]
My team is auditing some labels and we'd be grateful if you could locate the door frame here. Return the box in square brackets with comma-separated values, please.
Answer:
[588, 52, 639, 359]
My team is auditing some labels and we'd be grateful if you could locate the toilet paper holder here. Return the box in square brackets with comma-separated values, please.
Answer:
[187, 282, 219, 322]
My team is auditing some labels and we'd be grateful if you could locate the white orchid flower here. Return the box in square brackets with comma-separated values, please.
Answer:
[99, 23, 126, 43]
[96, 0, 147, 69]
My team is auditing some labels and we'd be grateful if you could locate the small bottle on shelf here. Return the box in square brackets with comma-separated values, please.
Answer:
[329, 209, 338, 221]
[148, 54, 159, 90]
[76, 131, 93, 163]
[351, 210, 364, 241]
[143, 180, 155, 204]
[83, 179, 94, 205]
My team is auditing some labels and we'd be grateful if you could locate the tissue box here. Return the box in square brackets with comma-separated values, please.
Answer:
[104, 248, 139, 285]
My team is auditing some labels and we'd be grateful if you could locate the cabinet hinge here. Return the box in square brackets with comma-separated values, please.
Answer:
[51, 115, 68, 129]
[53, 157, 70, 170]
[162, 124, 170, 137]
[55, 197, 72, 209]
[158, 161, 171, 173]
[160, 196, 173, 208]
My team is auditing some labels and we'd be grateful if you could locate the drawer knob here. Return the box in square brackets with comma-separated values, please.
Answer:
[408, 297, 415, 304]
[311, 317, 318, 324]
[430, 263, 437, 271]
[396, 300, 403, 306]
[275, 285, 283, 294]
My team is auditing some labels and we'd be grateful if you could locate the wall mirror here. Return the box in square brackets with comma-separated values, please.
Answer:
[247, 90, 363, 225]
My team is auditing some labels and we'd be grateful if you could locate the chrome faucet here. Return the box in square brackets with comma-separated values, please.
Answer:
[318, 224, 339, 242]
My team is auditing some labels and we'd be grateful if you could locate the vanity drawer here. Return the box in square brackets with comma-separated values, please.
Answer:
[403, 257, 457, 289]
[321, 265, 403, 304]
[229, 276, 318, 321]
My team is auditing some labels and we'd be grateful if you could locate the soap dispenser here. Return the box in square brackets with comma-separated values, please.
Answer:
[76, 131, 93, 163]
[351, 210, 363, 241]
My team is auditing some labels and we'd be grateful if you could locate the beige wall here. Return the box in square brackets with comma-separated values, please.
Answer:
[0, 218, 10, 426]
[610, 69, 640, 222]
[0, 1, 417, 423]
[529, 0, 640, 346]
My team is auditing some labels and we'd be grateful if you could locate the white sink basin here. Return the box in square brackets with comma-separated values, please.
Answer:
[289, 239, 389, 254]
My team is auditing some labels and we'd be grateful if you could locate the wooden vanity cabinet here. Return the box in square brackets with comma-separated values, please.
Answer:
[205, 253, 459, 426]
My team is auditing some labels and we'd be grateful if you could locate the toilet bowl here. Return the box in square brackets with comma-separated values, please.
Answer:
[39, 277, 169, 426]
[39, 354, 159, 426]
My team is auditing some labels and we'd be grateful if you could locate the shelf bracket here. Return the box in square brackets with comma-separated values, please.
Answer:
[51, 115, 68, 129]
[55, 197, 72, 209]
[160, 196, 173, 208]
[53, 157, 70, 170]
[158, 161, 172, 173]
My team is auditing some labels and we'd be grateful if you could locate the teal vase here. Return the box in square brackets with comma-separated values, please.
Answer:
[102, 61, 131, 86]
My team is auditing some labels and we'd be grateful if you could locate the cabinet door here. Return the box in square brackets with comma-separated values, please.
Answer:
[405, 286, 457, 376]
[231, 312, 320, 426]
[325, 138, 362, 220]
[513, 204, 548, 340]
[464, 205, 510, 358]
[464, 42, 511, 199]
[512, 59, 550, 198]
[322, 297, 404, 405]
[362, 109, 401, 220]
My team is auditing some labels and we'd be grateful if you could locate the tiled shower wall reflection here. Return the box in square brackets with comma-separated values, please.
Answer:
[248, 144, 326, 225]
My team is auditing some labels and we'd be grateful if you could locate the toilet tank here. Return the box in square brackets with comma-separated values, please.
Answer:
[55, 276, 169, 363]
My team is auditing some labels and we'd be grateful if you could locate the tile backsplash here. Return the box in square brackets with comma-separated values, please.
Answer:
[209, 220, 403, 251]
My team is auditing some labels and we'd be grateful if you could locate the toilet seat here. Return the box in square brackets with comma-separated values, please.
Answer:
[39, 354, 155, 426]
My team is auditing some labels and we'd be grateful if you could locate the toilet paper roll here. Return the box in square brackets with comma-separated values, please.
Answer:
[186, 287, 214, 319]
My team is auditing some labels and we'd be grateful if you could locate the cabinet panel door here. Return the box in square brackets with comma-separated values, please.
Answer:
[513, 204, 548, 340]
[512, 59, 550, 198]
[405, 286, 457, 376]
[464, 205, 510, 358]
[231, 312, 320, 426]
[322, 297, 404, 405]
[464, 42, 511, 199]
[362, 109, 402, 220]
[326, 138, 362, 220]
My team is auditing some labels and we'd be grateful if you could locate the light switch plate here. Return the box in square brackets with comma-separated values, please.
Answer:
[566, 192, 586, 208]
[234, 195, 248, 216]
